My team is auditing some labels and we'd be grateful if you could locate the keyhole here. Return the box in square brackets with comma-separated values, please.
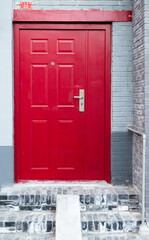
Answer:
[51, 61, 55, 66]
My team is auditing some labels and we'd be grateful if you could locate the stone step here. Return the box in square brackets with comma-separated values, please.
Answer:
[0, 212, 55, 234]
[81, 212, 141, 234]
[0, 184, 140, 212]
[83, 235, 143, 240]
[0, 212, 141, 234]
[0, 234, 144, 240]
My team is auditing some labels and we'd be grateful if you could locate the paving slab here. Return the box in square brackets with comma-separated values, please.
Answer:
[0, 234, 54, 240]
[56, 195, 82, 240]
[0, 234, 144, 240]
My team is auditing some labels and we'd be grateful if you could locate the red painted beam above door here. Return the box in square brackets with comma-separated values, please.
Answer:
[13, 10, 132, 22]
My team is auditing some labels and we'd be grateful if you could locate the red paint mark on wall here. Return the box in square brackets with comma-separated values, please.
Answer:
[20, 2, 32, 9]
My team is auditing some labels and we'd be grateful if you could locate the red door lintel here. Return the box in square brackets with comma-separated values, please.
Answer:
[13, 9, 132, 23]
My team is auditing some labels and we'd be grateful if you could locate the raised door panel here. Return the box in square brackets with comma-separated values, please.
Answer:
[19, 30, 86, 180]
[86, 30, 105, 179]
[50, 31, 86, 179]
[20, 30, 51, 179]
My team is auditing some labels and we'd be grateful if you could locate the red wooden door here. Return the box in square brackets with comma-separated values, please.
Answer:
[16, 25, 111, 181]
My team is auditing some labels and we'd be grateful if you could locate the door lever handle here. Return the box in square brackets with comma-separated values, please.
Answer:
[74, 89, 85, 112]
[74, 96, 83, 99]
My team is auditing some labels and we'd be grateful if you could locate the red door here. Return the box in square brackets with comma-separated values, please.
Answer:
[15, 24, 111, 182]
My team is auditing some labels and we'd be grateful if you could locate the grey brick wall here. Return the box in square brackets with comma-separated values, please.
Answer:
[13, 0, 132, 10]
[144, 0, 149, 224]
[0, 0, 14, 187]
[132, 0, 144, 197]
[111, 22, 133, 185]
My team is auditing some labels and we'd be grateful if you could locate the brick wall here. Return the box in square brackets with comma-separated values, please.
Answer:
[111, 22, 133, 185]
[132, 0, 149, 223]
[14, 0, 132, 10]
[144, 0, 149, 223]
[132, 0, 144, 197]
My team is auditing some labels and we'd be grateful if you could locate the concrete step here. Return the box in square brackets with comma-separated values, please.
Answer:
[0, 211, 141, 234]
[0, 183, 140, 212]
[0, 234, 144, 240]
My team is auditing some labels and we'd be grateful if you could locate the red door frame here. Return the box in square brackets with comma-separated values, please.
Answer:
[14, 10, 132, 183]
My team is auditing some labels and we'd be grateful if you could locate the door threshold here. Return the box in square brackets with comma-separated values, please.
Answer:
[14, 180, 111, 187]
